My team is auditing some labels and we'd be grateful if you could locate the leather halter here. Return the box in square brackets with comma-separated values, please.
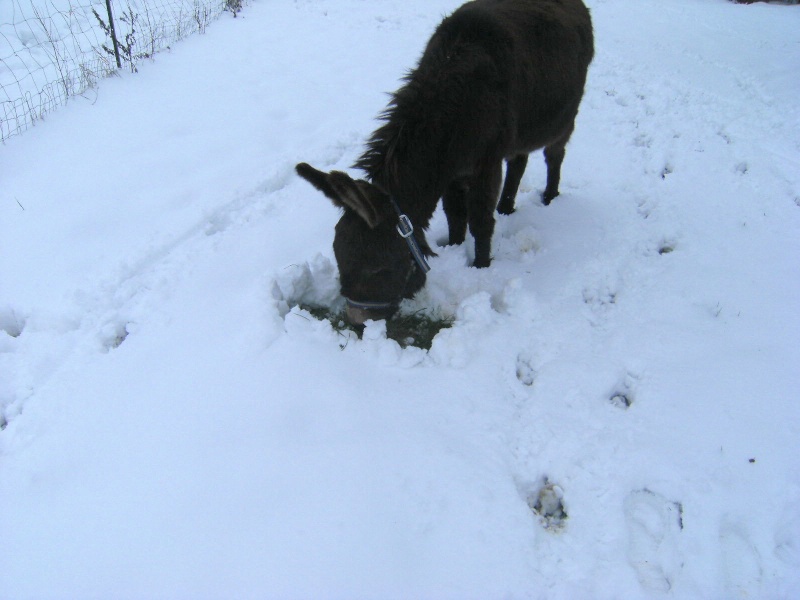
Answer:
[344, 199, 429, 315]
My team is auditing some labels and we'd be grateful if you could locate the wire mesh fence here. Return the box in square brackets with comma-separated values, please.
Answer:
[1, 0, 241, 142]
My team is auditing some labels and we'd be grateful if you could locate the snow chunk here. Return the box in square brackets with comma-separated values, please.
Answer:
[270, 254, 342, 317]
[429, 292, 499, 367]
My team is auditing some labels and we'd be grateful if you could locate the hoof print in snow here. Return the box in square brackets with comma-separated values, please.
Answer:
[720, 523, 763, 598]
[0, 307, 25, 339]
[102, 322, 130, 351]
[636, 196, 655, 219]
[624, 489, 684, 593]
[775, 503, 800, 567]
[610, 392, 632, 409]
[583, 287, 617, 308]
[528, 480, 568, 532]
[583, 286, 620, 328]
[658, 242, 676, 255]
[610, 372, 639, 410]
[515, 353, 536, 386]
[110, 327, 129, 349]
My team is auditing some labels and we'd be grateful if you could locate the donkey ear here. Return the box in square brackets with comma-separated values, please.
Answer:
[296, 163, 389, 229]
[296, 163, 340, 203]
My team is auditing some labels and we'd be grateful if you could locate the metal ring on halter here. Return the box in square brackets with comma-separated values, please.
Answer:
[389, 197, 431, 274]
[396, 214, 414, 238]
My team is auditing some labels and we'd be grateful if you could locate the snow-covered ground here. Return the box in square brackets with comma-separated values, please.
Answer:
[0, 0, 228, 140]
[1, 0, 799, 597]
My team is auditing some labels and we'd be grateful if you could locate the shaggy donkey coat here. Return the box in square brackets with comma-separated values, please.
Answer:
[297, 0, 594, 324]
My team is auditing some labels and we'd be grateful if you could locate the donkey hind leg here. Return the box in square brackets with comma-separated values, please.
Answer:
[443, 179, 469, 246]
[497, 154, 529, 215]
[469, 161, 503, 268]
[542, 126, 574, 205]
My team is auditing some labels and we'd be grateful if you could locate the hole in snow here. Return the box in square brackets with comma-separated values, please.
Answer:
[110, 327, 129, 349]
[527, 480, 568, 532]
[272, 256, 452, 350]
[610, 371, 639, 409]
[101, 321, 131, 351]
[610, 393, 632, 409]
[515, 353, 536, 386]
[298, 304, 452, 350]
[0, 307, 25, 338]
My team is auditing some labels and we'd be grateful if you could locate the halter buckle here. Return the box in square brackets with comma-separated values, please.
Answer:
[396, 214, 414, 239]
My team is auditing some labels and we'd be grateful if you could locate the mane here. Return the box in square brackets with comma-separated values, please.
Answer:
[352, 7, 514, 195]
[351, 74, 418, 191]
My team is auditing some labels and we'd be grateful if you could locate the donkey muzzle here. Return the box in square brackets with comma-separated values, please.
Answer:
[344, 298, 397, 326]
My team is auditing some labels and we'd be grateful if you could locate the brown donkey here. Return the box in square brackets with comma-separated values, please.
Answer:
[297, 0, 594, 324]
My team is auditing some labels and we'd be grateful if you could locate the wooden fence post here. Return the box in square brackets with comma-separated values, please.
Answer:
[104, 0, 122, 69]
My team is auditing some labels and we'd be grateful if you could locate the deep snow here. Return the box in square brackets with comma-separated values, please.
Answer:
[1, 0, 800, 598]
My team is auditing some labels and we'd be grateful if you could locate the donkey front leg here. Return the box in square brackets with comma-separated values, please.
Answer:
[442, 179, 469, 246]
[469, 160, 502, 268]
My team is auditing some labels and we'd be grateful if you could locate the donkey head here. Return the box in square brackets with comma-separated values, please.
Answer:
[296, 163, 431, 325]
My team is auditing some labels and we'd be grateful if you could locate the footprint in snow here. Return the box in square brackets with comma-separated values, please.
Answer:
[100, 321, 130, 351]
[527, 480, 568, 532]
[515, 352, 536, 387]
[609, 371, 639, 410]
[0, 306, 25, 340]
[582, 284, 619, 328]
[774, 502, 800, 568]
[610, 391, 632, 410]
[720, 522, 762, 598]
[624, 489, 684, 593]
[657, 240, 677, 256]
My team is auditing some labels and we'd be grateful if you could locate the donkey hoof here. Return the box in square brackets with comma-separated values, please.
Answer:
[446, 236, 467, 247]
[542, 190, 560, 205]
[497, 204, 516, 215]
